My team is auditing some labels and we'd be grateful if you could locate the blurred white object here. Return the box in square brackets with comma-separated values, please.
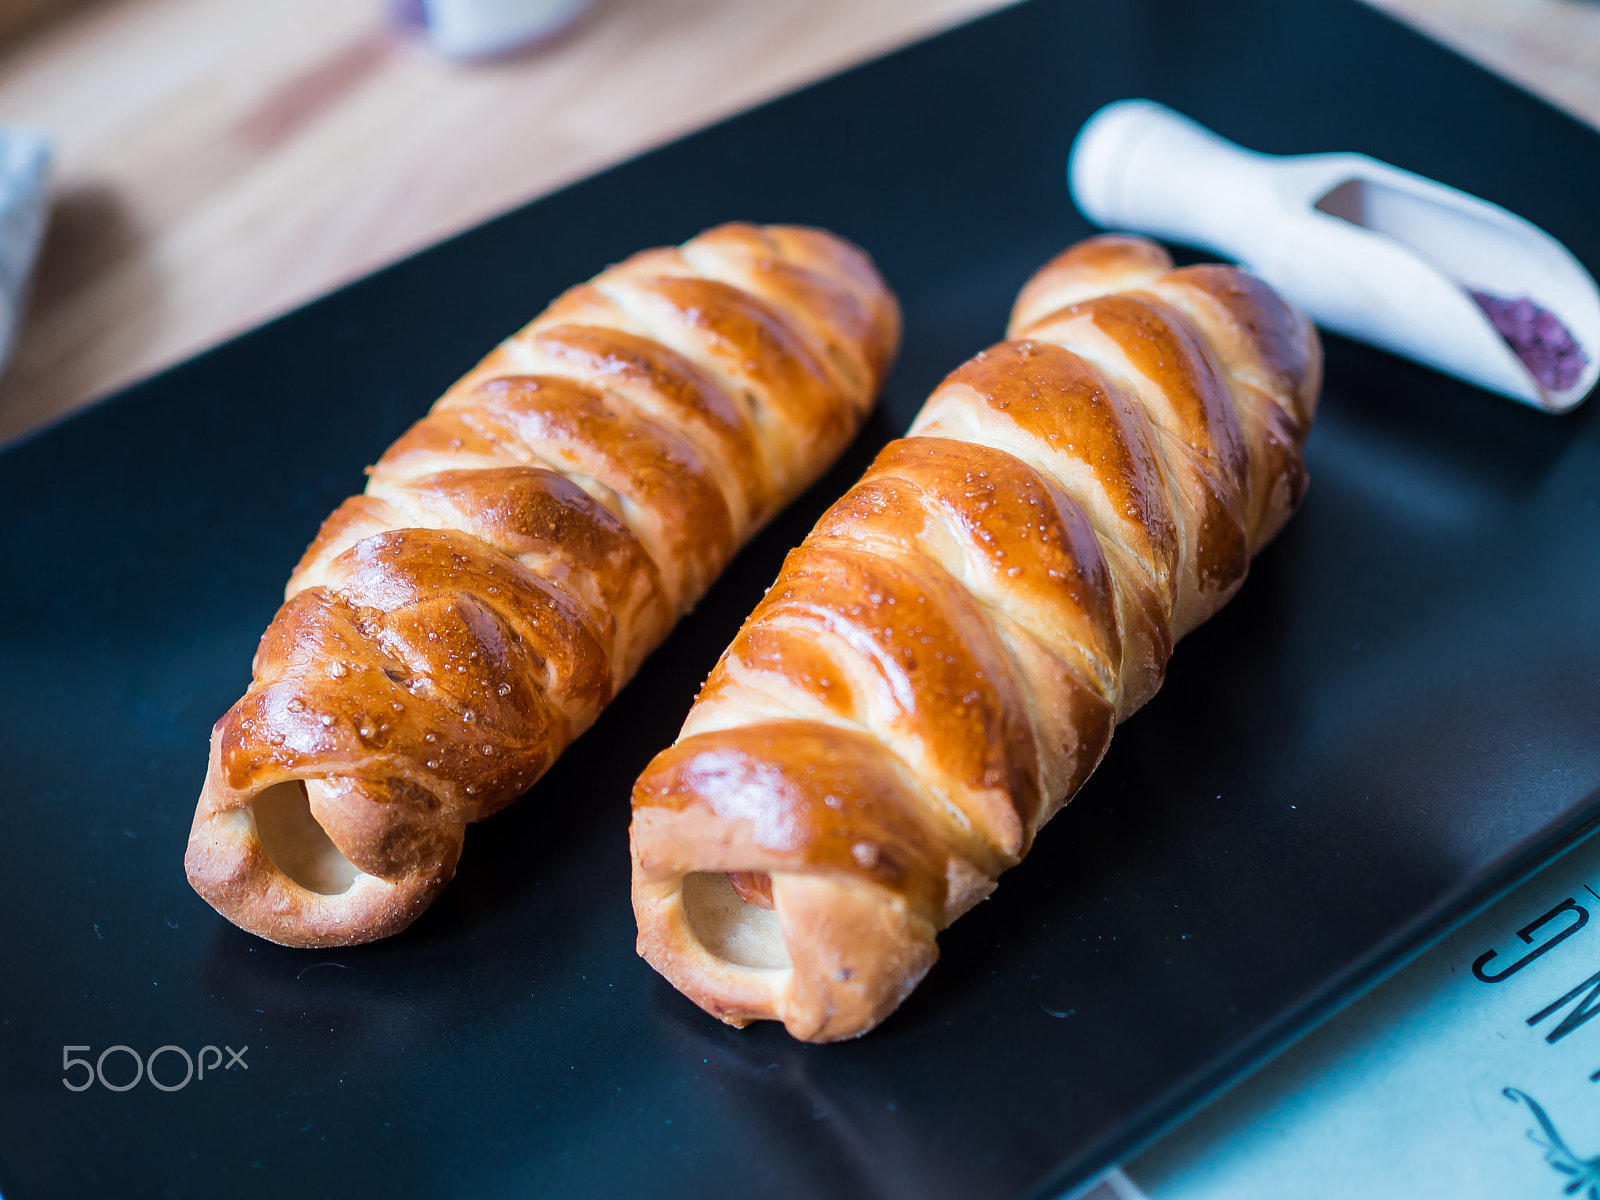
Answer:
[1069, 99, 1600, 413]
[0, 127, 49, 381]
[413, 0, 592, 59]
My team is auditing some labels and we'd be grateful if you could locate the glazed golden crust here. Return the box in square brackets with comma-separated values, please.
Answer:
[185, 223, 900, 948]
[631, 234, 1320, 1041]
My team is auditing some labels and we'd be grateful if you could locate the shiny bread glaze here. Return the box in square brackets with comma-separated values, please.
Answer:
[632, 234, 1319, 1041]
[185, 223, 900, 947]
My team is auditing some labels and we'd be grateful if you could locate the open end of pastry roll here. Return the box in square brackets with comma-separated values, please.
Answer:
[185, 728, 464, 947]
[631, 720, 970, 1040]
[251, 781, 360, 896]
[635, 855, 945, 1042]
[680, 871, 791, 970]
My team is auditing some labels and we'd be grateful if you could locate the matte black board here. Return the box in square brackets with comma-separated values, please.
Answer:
[3, 1, 1599, 1196]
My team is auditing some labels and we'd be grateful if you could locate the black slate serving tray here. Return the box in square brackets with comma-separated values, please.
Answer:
[4, 1, 1599, 1196]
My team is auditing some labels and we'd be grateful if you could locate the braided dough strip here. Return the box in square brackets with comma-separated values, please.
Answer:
[631, 235, 1320, 1041]
[186, 223, 900, 947]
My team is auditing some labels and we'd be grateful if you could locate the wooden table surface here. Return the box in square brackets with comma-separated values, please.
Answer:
[0, 0, 1596, 444]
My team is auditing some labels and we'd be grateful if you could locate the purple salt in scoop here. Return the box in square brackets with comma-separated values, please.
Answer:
[1470, 291, 1590, 393]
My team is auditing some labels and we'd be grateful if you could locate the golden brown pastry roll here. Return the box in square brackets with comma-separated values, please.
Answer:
[185, 223, 900, 948]
[630, 234, 1320, 1041]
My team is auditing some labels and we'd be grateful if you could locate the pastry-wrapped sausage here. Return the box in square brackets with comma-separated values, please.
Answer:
[631, 235, 1320, 1041]
[186, 223, 901, 947]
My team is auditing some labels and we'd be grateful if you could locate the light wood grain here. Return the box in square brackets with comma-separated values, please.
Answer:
[0, 0, 1595, 444]
[1367, 0, 1600, 135]
[0, 0, 1012, 443]
[0, 0, 84, 46]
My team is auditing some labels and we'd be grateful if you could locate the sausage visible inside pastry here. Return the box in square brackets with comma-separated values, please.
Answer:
[682, 872, 790, 971]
